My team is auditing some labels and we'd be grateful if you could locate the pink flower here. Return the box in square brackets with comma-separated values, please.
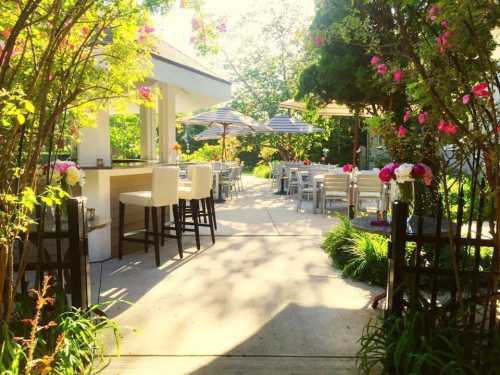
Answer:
[393, 70, 404, 83]
[427, 4, 441, 21]
[417, 111, 428, 125]
[436, 31, 452, 54]
[138, 86, 152, 101]
[81, 26, 90, 36]
[437, 120, 457, 135]
[342, 163, 353, 173]
[144, 25, 155, 34]
[370, 56, 381, 65]
[403, 111, 411, 123]
[191, 18, 201, 31]
[397, 125, 407, 138]
[471, 82, 489, 98]
[440, 20, 448, 29]
[462, 94, 470, 104]
[217, 21, 227, 33]
[386, 162, 400, 174]
[422, 165, 433, 186]
[315, 35, 322, 48]
[376, 64, 388, 75]
[412, 163, 426, 178]
[378, 167, 393, 183]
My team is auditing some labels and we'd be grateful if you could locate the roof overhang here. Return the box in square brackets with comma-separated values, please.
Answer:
[151, 52, 231, 113]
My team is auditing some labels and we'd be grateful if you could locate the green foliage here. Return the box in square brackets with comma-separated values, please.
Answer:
[323, 217, 388, 286]
[343, 232, 388, 286]
[252, 164, 271, 179]
[322, 215, 357, 269]
[182, 143, 221, 162]
[1, 278, 119, 374]
[358, 312, 500, 374]
[110, 114, 141, 159]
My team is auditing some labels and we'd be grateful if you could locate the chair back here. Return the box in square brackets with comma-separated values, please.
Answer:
[152, 166, 178, 207]
[357, 174, 382, 193]
[297, 171, 309, 187]
[190, 165, 212, 199]
[323, 173, 350, 193]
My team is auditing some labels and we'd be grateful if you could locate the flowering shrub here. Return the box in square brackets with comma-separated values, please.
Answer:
[342, 163, 353, 173]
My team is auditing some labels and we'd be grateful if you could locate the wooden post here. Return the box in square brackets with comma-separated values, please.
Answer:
[386, 200, 408, 316]
[67, 197, 90, 309]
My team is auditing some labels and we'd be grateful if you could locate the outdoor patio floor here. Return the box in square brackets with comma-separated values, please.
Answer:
[92, 176, 382, 374]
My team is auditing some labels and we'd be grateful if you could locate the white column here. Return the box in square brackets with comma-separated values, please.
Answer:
[77, 110, 111, 167]
[140, 105, 155, 160]
[81, 170, 111, 262]
[158, 83, 177, 163]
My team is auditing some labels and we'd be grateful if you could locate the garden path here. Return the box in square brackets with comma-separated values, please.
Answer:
[92, 176, 382, 374]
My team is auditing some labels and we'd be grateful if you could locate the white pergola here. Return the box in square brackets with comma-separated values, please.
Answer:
[78, 41, 232, 167]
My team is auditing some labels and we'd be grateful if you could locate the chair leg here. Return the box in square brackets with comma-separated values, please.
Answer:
[160, 206, 165, 246]
[172, 204, 183, 259]
[210, 190, 217, 230]
[118, 202, 125, 260]
[191, 199, 201, 250]
[152, 207, 160, 267]
[205, 198, 215, 244]
[144, 207, 149, 253]
[201, 199, 208, 223]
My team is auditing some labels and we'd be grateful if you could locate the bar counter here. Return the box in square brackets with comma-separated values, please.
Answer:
[81, 160, 201, 261]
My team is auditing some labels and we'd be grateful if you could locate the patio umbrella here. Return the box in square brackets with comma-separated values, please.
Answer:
[265, 114, 322, 134]
[193, 126, 253, 141]
[279, 100, 372, 167]
[182, 107, 270, 161]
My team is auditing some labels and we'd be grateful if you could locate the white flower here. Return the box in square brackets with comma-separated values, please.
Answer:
[394, 163, 415, 184]
[65, 166, 81, 186]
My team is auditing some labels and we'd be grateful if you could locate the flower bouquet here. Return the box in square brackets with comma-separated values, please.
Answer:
[378, 162, 433, 216]
[47, 160, 86, 194]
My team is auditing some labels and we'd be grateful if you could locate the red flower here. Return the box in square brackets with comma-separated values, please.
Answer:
[397, 125, 407, 138]
[462, 94, 471, 104]
[378, 167, 393, 183]
[403, 111, 411, 123]
[376, 64, 388, 75]
[471, 82, 489, 98]
[138, 86, 152, 101]
[412, 163, 425, 178]
[315, 35, 322, 48]
[393, 70, 404, 83]
[417, 111, 428, 125]
[370, 56, 381, 65]
[342, 163, 353, 173]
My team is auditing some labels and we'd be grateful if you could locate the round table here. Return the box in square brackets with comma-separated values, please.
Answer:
[351, 215, 455, 237]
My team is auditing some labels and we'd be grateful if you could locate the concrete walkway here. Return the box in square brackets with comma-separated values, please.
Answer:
[93, 176, 382, 374]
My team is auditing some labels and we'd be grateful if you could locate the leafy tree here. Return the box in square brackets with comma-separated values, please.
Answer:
[0, 0, 175, 320]
[110, 114, 141, 159]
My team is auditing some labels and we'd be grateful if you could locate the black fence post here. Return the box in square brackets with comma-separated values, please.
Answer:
[386, 200, 408, 316]
[67, 197, 90, 309]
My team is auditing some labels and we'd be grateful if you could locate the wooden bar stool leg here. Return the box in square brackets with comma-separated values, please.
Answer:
[160, 206, 165, 246]
[191, 199, 201, 250]
[201, 199, 208, 224]
[206, 197, 215, 244]
[118, 202, 125, 260]
[172, 204, 183, 259]
[152, 207, 160, 267]
[144, 207, 150, 253]
[210, 190, 217, 230]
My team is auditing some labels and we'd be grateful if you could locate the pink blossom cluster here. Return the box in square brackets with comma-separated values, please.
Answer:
[192, 17, 201, 31]
[342, 163, 353, 173]
[370, 55, 404, 83]
[137, 24, 154, 43]
[437, 119, 457, 135]
[427, 4, 441, 21]
[463, 82, 490, 104]
[378, 162, 433, 186]
[53, 160, 79, 174]
[138, 86, 152, 101]
[436, 31, 452, 54]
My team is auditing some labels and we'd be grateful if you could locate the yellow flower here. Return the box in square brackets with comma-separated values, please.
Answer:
[65, 166, 81, 186]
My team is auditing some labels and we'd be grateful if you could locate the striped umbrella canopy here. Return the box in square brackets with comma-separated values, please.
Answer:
[194, 126, 253, 141]
[182, 107, 270, 160]
[265, 114, 322, 134]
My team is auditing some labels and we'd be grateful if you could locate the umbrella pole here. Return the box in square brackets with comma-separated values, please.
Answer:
[221, 124, 227, 162]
